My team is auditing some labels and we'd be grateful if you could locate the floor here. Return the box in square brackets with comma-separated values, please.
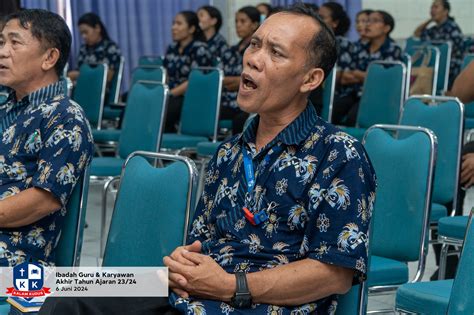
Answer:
[79, 182, 474, 314]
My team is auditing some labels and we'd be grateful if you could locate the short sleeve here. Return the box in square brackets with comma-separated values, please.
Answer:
[32, 101, 94, 207]
[304, 137, 376, 282]
[106, 41, 122, 71]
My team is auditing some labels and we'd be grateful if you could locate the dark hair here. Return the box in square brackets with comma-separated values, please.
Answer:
[237, 6, 261, 24]
[321, 2, 350, 36]
[280, 3, 337, 80]
[199, 5, 223, 33]
[178, 10, 205, 42]
[373, 10, 395, 36]
[78, 12, 110, 41]
[257, 3, 273, 15]
[436, 0, 454, 20]
[356, 9, 373, 18]
[3, 9, 71, 77]
[303, 3, 319, 13]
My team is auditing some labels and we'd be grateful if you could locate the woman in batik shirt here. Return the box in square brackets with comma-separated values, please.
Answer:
[68, 13, 122, 84]
[220, 6, 260, 134]
[414, 0, 463, 87]
[197, 6, 228, 63]
[334, 10, 402, 126]
[163, 11, 212, 132]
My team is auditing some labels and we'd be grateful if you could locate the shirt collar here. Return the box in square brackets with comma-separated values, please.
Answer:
[12, 80, 64, 108]
[241, 102, 318, 148]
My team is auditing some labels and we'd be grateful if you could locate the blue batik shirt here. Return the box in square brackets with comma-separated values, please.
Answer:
[0, 81, 94, 267]
[77, 39, 122, 72]
[421, 18, 464, 86]
[335, 36, 355, 98]
[171, 104, 377, 314]
[221, 42, 246, 109]
[207, 33, 229, 62]
[348, 37, 402, 96]
[163, 40, 212, 90]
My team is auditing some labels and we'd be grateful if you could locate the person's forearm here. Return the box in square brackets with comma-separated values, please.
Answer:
[246, 258, 353, 306]
[0, 187, 61, 228]
[171, 81, 189, 97]
[414, 19, 431, 37]
[340, 71, 359, 85]
[67, 70, 79, 81]
[106, 69, 115, 84]
[223, 76, 241, 91]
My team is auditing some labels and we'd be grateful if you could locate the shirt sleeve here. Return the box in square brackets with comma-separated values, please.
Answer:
[32, 101, 94, 207]
[106, 41, 122, 71]
[191, 43, 212, 69]
[304, 137, 376, 283]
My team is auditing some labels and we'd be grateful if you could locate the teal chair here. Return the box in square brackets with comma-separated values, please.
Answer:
[437, 215, 468, 279]
[90, 81, 168, 254]
[343, 61, 407, 140]
[401, 53, 412, 100]
[138, 55, 163, 67]
[404, 36, 422, 53]
[401, 96, 464, 226]
[321, 67, 336, 123]
[395, 208, 474, 314]
[130, 65, 166, 86]
[429, 41, 452, 94]
[72, 63, 108, 130]
[362, 125, 437, 311]
[406, 45, 440, 96]
[461, 54, 474, 129]
[102, 56, 125, 121]
[161, 67, 223, 152]
[102, 151, 198, 266]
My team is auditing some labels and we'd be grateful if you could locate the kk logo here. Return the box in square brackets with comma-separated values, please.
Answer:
[6, 262, 50, 298]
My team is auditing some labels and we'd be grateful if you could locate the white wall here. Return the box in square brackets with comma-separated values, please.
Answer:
[362, 0, 474, 40]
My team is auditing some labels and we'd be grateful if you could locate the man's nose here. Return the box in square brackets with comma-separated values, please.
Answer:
[245, 49, 263, 72]
[0, 45, 9, 59]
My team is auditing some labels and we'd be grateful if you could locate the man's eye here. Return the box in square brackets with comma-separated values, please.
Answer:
[272, 49, 281, 56]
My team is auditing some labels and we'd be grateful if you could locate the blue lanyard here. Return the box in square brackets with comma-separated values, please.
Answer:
[242, 149, 256, 193]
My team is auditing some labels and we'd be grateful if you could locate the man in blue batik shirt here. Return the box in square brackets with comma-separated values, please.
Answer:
[0, 9, 94, 267]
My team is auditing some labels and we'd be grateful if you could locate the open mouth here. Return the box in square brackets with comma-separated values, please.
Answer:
[241, 73, 257, 90]
[0, 64, 8, 70]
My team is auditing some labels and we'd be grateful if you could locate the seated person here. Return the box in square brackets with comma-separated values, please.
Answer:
[163, 11, 212, 133]
[39, 4, 376, 315]
[334, 10, 402, 126]
[197, 5, 228, 62]
[0, 9, 94, 267]
[355, 9, 373, 45]
[67, 13, 122, 85]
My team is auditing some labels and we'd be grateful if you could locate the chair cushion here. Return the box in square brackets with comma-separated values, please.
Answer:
[438, 216, 468, 240]
[368, 256, 409, 287]
[103, 107, 123, 119]
[92, 129, 121, 143]
[161, 133, 208, 150]
[395, 279, 452, 314]
[339, 127, 366, 141]
[431, 203, 448, 223]
[197, 141, 222, 156]
[90, 157, 124, 177]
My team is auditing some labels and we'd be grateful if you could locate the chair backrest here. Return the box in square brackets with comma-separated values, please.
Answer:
[138, 55, 163, 66]
[106, 56, 125, 104]
[407, 45, 440, 96]
[179, 67, 223, 140]
[55, 166, 90, 267]
[321, 67, 336, 123]
[461, 54, 474, 118]
[404, 36, 422, 53]
[131, 66, 166, 85]
[357, 61, 406, 128]
[118, 81, 168, 159]
[102, 151, 198, 266]
[401, 96, 464, 210]
[72, 63, 108, 129]
[429, 41, 451, 94]
[363, 125, 436, 264]
[447, 208, 474, 314]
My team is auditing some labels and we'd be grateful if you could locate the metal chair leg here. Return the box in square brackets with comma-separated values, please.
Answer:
[438, 242, 449, 280]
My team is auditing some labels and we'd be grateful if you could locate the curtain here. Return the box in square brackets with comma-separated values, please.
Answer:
[22, 0, 209, 90]
[270, 0, 362, 41]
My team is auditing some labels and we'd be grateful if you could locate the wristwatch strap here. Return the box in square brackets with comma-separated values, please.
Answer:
[235, 271, 250, 294]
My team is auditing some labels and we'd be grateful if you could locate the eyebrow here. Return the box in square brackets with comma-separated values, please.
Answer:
[251, 35, 288, 52]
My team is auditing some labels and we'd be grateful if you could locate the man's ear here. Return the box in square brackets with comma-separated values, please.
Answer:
[300, 67, 325, 93]
[42, 48, 60, 72]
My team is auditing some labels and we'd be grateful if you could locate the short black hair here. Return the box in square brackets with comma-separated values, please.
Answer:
[238, 6, 261, 24]
[357, 9, 373, 18]
[303, 3, 319, 13]
[321, 2, 351, 36]
[279, 3, 337, 81]
[3, 9, 71, 77]
[78, 12, 110, 41]
[199, 5, 223, 33]
[373, 10, 395, 35]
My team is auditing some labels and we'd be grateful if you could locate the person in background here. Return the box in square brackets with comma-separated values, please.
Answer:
[413, 0, 463, 87]
[220, 6, 259, 134]
[163, 11, 212, 133]
[355, 9, 373, 45]
[197, 5, 228, 62]
[303, 2, 319, 14]
[334, 10, 402, 126]
[67, 13, 122, 85]
[256, 2, 272, 21]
